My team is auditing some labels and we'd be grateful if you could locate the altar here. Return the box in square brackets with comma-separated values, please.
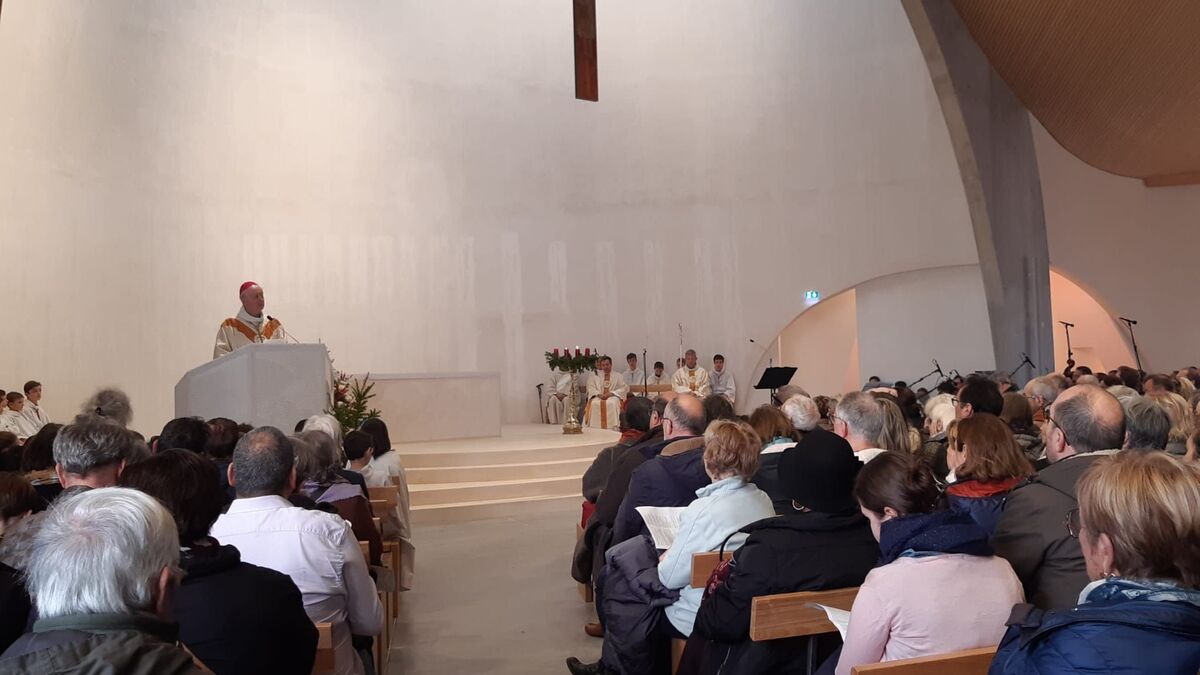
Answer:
[367, 372, 501, 443]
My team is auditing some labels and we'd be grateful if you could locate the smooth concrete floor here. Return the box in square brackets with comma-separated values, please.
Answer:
[389, 504, 600, 674]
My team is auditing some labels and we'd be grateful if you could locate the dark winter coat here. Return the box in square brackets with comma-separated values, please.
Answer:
[600, 535, 681, 675]
[613, 438, 711, 544]
[0, 612, 203, 674]
[689, 510, 879, 675]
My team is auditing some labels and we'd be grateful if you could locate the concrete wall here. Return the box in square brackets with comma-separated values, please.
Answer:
[0, 1, 979, 432]
[1034, 121, 1200, 374]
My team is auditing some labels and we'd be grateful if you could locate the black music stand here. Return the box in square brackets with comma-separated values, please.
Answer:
[755, 367, 798, 405]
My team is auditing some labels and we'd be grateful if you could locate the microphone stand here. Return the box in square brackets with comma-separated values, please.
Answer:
[642, 348, 648, 397]
[908, 367, 940, 390]
[1008, 353, 1036, 379]
[1059, 321, 1075, 378]
[1120, 317, 1144, 375]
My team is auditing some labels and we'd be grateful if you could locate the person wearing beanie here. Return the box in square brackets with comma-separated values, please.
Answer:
[685, 433, 880, 675]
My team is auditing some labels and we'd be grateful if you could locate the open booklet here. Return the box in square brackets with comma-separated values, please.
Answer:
[806, 603, 851, 640]
[635, 506, 688, 549]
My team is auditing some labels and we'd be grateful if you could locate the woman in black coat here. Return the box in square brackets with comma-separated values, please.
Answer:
[685, 433, 879, 675]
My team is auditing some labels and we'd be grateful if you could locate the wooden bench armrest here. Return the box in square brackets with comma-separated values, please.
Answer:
[850, 645, 997, 674]
[749, 587, 859, 641]
[312, 622, 335, 674]
[689, 550, 733, 588]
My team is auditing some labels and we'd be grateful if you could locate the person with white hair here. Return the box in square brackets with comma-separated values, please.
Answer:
[78, 387, 134, 428]
[781, 395, 820, 434]
[832, 392, 887, 463]
[213, 281, 289, 359]
[0, 488, 203, 673]
[920, 402, 957, 479]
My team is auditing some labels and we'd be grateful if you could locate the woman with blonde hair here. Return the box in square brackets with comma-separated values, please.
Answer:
[1147, 392, 1194, 456]
[991, 451, 1200, 673]
[874, 397, 915, 455]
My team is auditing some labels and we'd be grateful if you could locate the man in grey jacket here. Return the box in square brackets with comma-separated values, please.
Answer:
[993, 384, 1125, 610]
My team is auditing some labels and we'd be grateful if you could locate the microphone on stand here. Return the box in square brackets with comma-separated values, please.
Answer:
[268, 316, 303, 345]
[932, 359, 945, 377]
[1058, 321, 1075, 328]
[1119, 317, 1138, 325]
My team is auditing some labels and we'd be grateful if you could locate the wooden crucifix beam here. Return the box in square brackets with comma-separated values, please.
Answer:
[573, 0, 597, 101]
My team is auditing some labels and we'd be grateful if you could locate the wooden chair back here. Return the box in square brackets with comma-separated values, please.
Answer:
[749, 587, 859, 641]
[358, 540, 370, 562]
[311, 622, 335, 674]
[368, 485, 399, 507]
[850, 646, 997, 674]
[689, 550, 733, 588]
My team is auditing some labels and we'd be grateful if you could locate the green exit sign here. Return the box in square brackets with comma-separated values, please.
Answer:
[804, 290, 821, 302]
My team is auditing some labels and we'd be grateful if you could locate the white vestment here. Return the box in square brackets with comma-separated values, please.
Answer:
[213, 307, 288, 359]
[584, 372, 628, 430]
[544, 370, 574, 424]
[21, 403, 50, 433]
[0, 410, 38, 441]
[711, 369, 737, 404]
[646, 373, 669, 399]
[671, 366, 712, 396]
[625, 368, 646, 395]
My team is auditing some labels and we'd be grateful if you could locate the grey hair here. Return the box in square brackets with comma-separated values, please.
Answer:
[297, 429, 341, 484]
[302, 414, 343, 447]
[1023, 377, 1059, 405]
[781, 395, 819, 432]
[231, 427, 295, 497]
[27, 488, 179, 619]
[923, 393, 954, 419]
[1054, 386, 1126, 454]
[926, 403, 956, 433]
[53, 418, 136, 476]
[835, 391, 885, 443]
[665, 394, 706, 435]
[1122, 397, 1170, 450]
[79, 388, 133, 427]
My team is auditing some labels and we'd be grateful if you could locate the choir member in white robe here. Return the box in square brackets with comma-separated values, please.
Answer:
[544, 368, 574, 424]
[671, 349, 712, 396]
[213, 281, 289, 359]
[19, 381, 50, 432]
[624, 353, 646, 396]
[584, 357, 629, 431]
[1, 393, 39, 441]
[646, 361, 669, 399]
[711, 354, 737, 404]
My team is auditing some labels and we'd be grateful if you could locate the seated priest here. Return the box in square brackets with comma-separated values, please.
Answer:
[585, 356, 629, 431]
[672, 349, 712, 396]
[213, 281, 288, 359]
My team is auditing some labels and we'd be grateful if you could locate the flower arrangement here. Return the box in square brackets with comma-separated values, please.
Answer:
[328, 371, 382, 434]
[546, 346, 601, 374]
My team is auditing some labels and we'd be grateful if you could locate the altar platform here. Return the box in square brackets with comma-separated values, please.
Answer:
[396, 424, 619, 525]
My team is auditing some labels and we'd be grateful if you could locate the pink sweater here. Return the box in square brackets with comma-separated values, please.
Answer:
[836, 554, 1024, 675]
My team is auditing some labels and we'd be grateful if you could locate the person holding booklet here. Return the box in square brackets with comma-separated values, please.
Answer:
[821, 451, 1023, 675]
[567, 420, 774, 675]
[686, 432, 879, 675]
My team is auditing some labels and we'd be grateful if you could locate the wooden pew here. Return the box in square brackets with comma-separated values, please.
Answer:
[747, 586, 860, 674]
[368, 487, 404, 600]
[850, 646, 998, 675]
[689, 550, 733, 588]
[311, 622, 334, 675]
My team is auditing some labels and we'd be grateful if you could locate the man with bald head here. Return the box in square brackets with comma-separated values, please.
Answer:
[213, 281, 289, 358]
[993, 384, 1126, 610]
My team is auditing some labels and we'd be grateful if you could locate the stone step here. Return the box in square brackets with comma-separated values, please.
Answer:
[409, 476, 580, 507]
[396, 441, 607, 468]
[405, 457, 592, 484]
[411, 493, 582, 526]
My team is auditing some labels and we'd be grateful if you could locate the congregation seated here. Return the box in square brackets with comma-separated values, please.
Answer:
[20, 423, 62, 503]
[746, 404, 797, 514]
[120, 449, 318, 675]
[0, 488, 205, 673]
[210, 427, 383, 675]
[353, 417, 416, 589]
[874, 396, 917, 454]
[1122, 395, 1171, 450]
[78, 387, 134, 427]
[941, 414, 1034, 535]
[993, 384, 1126, 609]
[613, 394, 711, 545]
[1146, 391, 1192, 455]
[205, 416, 240, 498]
[157, 416, 210, 453]
[701, 394, 736, 424]
[297, 429, 383, 566]
[990, 451, 1200, 673]
[52, 416, 134, 490]
[0, 473, 40, 653]
[825, 451, 1022, 674]
[582, 397, 655, 504]
[687, 432, 879, 675]
[918, 396, 955, 479]
[567, 419, 775, 675]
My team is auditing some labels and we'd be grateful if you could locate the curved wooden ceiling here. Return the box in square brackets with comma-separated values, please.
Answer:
[951, 0, 1200, 185]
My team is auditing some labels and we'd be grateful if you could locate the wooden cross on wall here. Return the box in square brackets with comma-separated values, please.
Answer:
[573, 0, 597, 101]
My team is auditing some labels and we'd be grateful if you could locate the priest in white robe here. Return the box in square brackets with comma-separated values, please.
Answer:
[671, 349, 712, 396]
[624, 353, 646, 396]
[544, 368, 574, 424]
[213, 281, 289, 359]
[584, 356, 628, 430]
[711, 354, 736, 404]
